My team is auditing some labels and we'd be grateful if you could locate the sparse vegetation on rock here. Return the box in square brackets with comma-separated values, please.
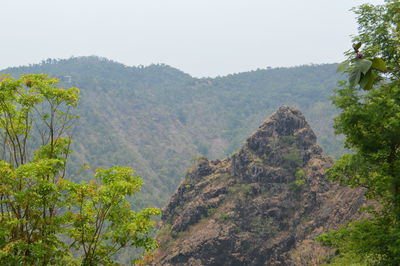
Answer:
[153, 106, 365, 265]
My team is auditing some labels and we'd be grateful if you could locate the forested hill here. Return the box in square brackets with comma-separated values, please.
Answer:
[0, 56, 344, 208]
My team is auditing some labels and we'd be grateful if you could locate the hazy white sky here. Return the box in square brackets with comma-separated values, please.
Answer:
[1, 0, 384, 77]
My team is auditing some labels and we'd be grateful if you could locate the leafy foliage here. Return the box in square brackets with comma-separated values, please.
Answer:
[291, 168, 306, 190]
[318, 1, 400, 264]
[0, 75, 160, 265]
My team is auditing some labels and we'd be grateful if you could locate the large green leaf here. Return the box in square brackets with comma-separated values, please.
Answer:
[354, 59, 372, 75]
[337, 60, 350, 73]
[349, 68, 362, 87]
[371, 57, 387, 72]
[359, 70, 377, 90]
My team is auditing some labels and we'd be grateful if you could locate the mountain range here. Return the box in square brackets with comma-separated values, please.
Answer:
[1, 56, 345, 208]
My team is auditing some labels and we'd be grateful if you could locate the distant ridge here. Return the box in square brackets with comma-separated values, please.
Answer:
[1, 56, 192, 80]
[0, 57, 344, 213]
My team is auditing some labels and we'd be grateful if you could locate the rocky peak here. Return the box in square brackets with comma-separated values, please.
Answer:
[255, 106, 311, 136]
[231, 106, 321, 184]
[154, 106, 365, 266]
[245, 106, 320, 164]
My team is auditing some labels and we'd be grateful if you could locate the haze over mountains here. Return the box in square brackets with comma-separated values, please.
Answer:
[0, 56, 344, 208]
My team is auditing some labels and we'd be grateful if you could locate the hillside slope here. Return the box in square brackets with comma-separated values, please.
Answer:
[154, 106, 364, 265]
[1, 57, 344, 207]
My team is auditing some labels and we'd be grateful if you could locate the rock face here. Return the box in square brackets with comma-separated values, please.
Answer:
[153, 106, 365, 265]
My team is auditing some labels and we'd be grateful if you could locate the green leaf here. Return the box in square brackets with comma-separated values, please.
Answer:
[349, 68, 362, 87]
[359, 72, 369, 89]
[354, 59, 372, 75]
[353, 42, 362, 50]
[337, 60, 350, 73]
[371, 57, 387, 72]
[359, 70, 377, 90]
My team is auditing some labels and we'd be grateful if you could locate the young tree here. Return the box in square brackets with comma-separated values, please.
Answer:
[0, 74, 160, 265]
[317, 1, 400, 265]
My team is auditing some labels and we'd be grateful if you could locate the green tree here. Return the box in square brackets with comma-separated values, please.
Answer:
[0, 74, 160, 265]
[317, 1, 400, 265]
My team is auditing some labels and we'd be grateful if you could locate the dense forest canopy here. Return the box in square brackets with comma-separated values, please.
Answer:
[1, 58, 344, 208]
[317, 1, 400, 265]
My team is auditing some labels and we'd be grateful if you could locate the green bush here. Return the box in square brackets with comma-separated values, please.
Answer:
[283, 149, 303, 171]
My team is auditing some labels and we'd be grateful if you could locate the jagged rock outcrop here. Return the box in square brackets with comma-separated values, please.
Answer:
[153, 106, 365, 265]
